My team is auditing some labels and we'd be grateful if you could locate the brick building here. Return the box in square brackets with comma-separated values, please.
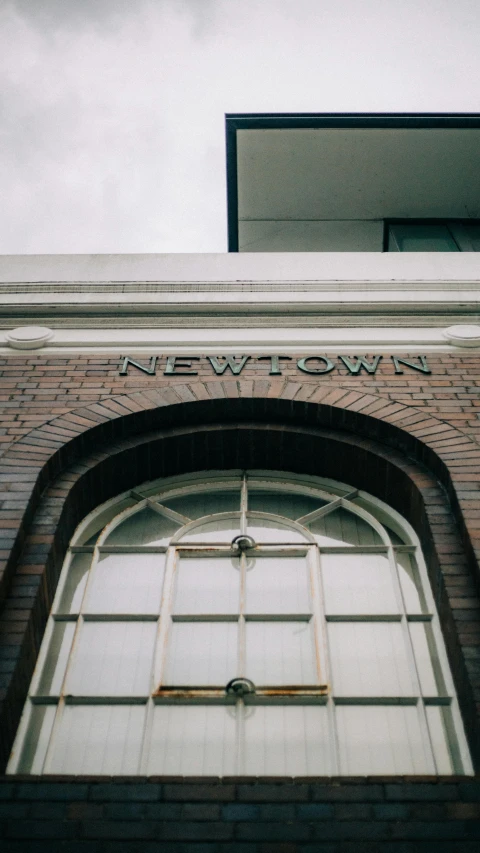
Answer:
[0, 114, 480, 849]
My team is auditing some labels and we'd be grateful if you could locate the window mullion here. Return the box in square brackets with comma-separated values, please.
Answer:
[240, 473, 248, 535]
[147, 499, 191, 526]
[53, 613, 86, 702]
[308, 547, 327, 685]
[238, 552, 246, 678]
[138, 697, 155, 774]
[397, 609, 437, 773]
[235, 699, 245, 775]
[41, 696, 66, 774]
[297, 490, 359, 525]
[316, 547, 340, 775]
[152, 547, 178, 688]
[71, 543, 101, 616]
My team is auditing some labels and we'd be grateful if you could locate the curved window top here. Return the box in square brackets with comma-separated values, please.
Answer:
[77, 472, 393, 551]
[8, 471, 473, 777]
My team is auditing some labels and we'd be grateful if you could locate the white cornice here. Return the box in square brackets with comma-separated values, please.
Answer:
[0, 288, 480, 315]
[0, 325, 478, 354]
[1, 254, 479, 348]
[0, 278, 479, 292]
[0, 251, 479, 284]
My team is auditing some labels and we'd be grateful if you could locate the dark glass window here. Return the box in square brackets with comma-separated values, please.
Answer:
[386, 221, 480, 252]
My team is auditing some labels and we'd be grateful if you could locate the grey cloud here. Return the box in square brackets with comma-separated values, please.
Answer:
[10, 0, 217, 34]
[1, 0, 480, 254]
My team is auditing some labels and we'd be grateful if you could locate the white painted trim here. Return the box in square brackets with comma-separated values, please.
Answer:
[1, 288, 480, 310]
[0, 251, 479, 283]
[0, 324, 474, 354]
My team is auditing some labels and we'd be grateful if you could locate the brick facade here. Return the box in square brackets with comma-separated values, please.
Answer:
[1, 350, 480, 848]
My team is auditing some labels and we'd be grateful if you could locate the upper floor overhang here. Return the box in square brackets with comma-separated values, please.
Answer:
[226, 113, 480, 252]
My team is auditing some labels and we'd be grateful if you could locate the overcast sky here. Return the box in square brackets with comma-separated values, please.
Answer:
[1, 0, 479, 254]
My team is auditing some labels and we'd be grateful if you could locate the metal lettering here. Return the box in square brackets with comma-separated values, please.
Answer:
[297, 356, 335, 374]
[119, 356, 157, 376]
[207, 355, 251, 375]
[118, 354, 434, 379]
[391, 356, 431, 375]
[164, 356, 200, 375]
[338, 355, 382, 374]
[257, 355, 292, 375]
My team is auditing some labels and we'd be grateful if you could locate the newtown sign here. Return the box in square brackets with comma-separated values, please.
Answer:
[119, 355, 431, 377]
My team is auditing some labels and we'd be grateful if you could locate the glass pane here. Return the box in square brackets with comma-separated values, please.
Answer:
[49, 705, 144, 774]
[180, 514, 240, 543]
[337, 706, 434, 774]
[464, 223, 480, 251]
[246, 621, 316, 685]
[174, 555, 240, 615]
[383, 524, 405, 545]
[55, 553, 90, 614]
[248, 490, 325, 519]
[36, 622, 76, 695]
[244, 706, 332, 775]
[66, 622, 156, 695]
[162, 490, 240, 518]
[165, 622, 237, 685]
[105, 507, 179, 546]
[409, 623, 446, 696]
[322, 553, 398, 615]
[148, 705, 236, 775]
[309, 508, 382, 546]
[247, 515, 308, 543]
[84, 553, 165, 615]
[245, 555, 311, 614]
[16, 705, 56, 774]
[328, 622, 414, 696]
[426, 706, 458, 774]
[390, 224, 459, 252]
[396, 552, 427, 614]
[78, 497, 137, 545]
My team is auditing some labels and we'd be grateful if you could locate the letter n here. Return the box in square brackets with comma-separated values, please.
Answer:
[119, 356, 157, 376]
[391, 356, 431, 375]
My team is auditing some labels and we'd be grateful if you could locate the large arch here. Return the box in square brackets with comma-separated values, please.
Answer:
[0, 387, 480, 769]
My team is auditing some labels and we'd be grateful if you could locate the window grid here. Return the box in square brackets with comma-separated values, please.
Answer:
[8, 473, 473, 776]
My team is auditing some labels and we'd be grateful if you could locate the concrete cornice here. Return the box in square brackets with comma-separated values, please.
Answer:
[0, 286, 480, 317]
[0, 279, 479, 293]
[0, 323, 478, 354]
[0, 253, 479, 349]
[0, 251, 479, 284]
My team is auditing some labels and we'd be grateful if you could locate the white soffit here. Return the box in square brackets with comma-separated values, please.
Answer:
[237, 129, 480, 221]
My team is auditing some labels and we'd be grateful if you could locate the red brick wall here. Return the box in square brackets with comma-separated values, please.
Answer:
[0, 350, 479, 847]
[1, 351, 480, 447]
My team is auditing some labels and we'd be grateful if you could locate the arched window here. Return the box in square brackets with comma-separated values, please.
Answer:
[8, 471, 473, 776]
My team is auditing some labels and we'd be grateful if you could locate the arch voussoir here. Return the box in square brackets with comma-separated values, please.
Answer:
[1, 382, 479, 590]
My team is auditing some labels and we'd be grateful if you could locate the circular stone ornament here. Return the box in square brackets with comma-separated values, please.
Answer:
[443, 325, 480, 347]
[6, 326, 54, 350]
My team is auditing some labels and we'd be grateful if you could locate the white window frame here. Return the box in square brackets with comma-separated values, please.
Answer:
[7, 470, 474, 776]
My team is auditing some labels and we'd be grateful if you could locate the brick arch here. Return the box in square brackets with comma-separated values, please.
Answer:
[1, 385, 480, 770]
[2, 380, 479, 599]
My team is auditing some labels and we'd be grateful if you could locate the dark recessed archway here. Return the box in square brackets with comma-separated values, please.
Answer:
[2, 406, 479, 771]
